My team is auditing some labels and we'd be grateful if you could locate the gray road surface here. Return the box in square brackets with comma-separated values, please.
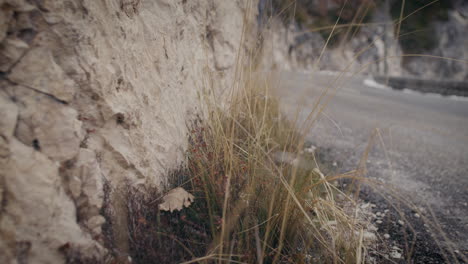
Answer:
[274, 71, 468, 254]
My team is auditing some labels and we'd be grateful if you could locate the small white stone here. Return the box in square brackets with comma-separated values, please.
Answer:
[398, 220, 405, 226]
[390, 251, 402, 259]
[376, 212, 381, 216]
[360, 203, 370, 209]
[383, 234, 390, 239]
[363, 231, 377, 241]
[376, 220, 383, 224]
[304, 145, 316, 153]
[384, 209, 389, 213]
[414, 213, 420, 218]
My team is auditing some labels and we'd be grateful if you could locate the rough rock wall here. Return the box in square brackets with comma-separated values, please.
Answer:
[0, 0, 257, 263]
[260, 2, 402, 76]
[403, 6, 468, 81]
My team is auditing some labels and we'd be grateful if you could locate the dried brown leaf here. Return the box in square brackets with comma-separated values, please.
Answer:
[159, 187, 195, 213]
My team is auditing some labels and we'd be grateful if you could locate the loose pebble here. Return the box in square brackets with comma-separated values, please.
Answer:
[398, 220, 405, 226]
[304, 145, 316, 153]
[363, 231, 377, 241]
[390, 251, 402, 259]
[383, 234, 390, 239]
[414, 213, 420, 218]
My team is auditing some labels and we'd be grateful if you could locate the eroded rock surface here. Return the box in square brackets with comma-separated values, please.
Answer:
[0, 0, 258, 262]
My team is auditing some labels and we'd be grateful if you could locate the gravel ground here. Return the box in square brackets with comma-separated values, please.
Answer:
[274, 71, 468, 263]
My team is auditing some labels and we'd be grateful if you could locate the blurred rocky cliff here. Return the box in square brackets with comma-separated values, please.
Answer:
[259, 0, 468, 81]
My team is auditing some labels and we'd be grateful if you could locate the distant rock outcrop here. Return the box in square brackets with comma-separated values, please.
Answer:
[403, 6, 468, 81]
[261, 0, 467, 81]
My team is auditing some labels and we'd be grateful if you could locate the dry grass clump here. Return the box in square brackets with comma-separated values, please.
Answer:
[121, 72, 368, 264]
[191, 74, 369, 263]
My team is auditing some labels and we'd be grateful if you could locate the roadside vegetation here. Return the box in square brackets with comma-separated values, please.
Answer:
[122, 70, 369, 263]
[103, 1, 467, 263]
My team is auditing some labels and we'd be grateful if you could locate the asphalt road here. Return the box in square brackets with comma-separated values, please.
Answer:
[273, 71, 468, 258]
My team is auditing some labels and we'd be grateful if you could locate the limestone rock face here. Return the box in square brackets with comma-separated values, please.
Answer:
[9, 46, 78, 102]
[0, 0, 258, 262]
[1, 138, 106, 263]
[403, 8, 468, 81]
[0, 37, 29, 72]
[262, 1, 466, 81]
[261, 3, 402, 76]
